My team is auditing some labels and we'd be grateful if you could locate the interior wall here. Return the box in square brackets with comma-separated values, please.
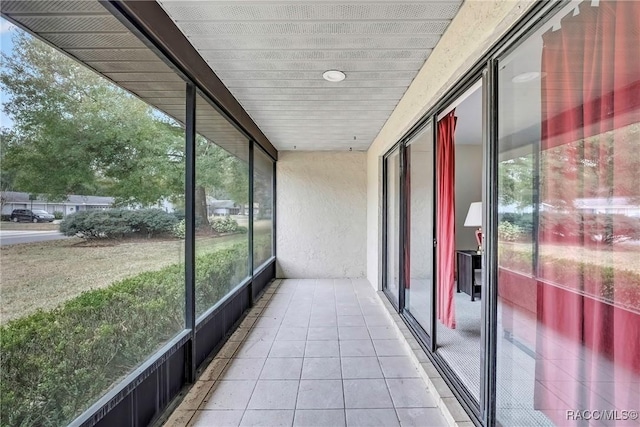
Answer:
[276, 151, 367, 279]
[366, 0, 536, 289]
[455, 145, 483, 250]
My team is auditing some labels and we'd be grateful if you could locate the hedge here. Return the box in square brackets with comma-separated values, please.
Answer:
[498, 245, 640, 309]
[59, 209, 178, 239]
[0, 242, 249, 427]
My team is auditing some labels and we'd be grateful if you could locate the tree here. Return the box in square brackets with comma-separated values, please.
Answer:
[194, 135, 248, 228]
[498, 154, 534, 209]
[1, 31, 184, 205]
[1, 29, 249, 218]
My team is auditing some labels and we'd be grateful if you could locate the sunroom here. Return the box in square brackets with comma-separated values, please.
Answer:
[0, 1, 638, 427]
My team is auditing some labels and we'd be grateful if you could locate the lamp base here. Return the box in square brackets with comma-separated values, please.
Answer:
[474, 227, 483, 254]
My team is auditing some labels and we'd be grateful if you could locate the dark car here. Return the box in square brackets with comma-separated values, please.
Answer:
[10, 209, 55, 223]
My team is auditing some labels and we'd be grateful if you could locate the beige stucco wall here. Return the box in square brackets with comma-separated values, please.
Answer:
[276, 151, 367, 278]
[366, 0, 537, 288]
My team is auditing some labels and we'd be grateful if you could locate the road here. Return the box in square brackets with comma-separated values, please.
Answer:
[0, 230, 69, 246]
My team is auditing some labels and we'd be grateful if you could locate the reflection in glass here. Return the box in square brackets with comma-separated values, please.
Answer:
[496, 2, 640, 426]
[385, 148, 401, 305]
[406, 124, 434, 332]
[253, 147, 274, 270]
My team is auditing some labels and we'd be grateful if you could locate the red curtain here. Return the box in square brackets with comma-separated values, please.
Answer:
[436, 111, 457, 329]
[535, 1, 640, 424]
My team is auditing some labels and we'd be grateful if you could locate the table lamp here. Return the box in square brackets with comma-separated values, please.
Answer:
[464, 202, 483, 254]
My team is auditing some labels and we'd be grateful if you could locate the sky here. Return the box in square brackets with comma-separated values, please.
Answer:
[1, 17, 16, 129]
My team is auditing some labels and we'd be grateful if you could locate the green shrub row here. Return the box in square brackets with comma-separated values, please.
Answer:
[498, 246, 640, 309]
[0, 243, 248, 427]
[171, 217, 248, 239]
[60, 208, 178, 239]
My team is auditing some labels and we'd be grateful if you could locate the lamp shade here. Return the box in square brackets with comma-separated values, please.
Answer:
[464, 202, 483, 227]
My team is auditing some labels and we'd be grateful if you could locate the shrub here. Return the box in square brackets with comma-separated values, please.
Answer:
[0, 243, 248, 427]
[540, 212, 640, 245]
[498, 221, 523, 242]
[60, 209, 131, 239]
[124, 209, 178, 238]
[210, 216, 239, 233]
[498, 212, 533, 234]
[60, 209, 177, 239]
[53, 211, 64, 220]
[172, 219, 186, 239]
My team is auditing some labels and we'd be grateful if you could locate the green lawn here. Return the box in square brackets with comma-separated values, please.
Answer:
[0, 233, 245, 324]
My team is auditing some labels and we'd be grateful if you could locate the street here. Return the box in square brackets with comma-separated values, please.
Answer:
[0, 230, 69, 246]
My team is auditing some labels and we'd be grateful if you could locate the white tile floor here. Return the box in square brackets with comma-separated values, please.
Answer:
[164, 279, 449, 427]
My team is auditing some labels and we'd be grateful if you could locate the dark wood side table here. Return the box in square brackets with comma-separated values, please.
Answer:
[456, 250, 482, 301]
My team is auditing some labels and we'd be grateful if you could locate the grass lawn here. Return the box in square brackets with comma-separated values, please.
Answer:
[1, 233, 246, 324]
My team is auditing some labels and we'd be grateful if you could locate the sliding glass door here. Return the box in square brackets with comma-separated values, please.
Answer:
[384, 147, 401, 307]
[405, 123, 435, 335]
[495, 2, 640, 426]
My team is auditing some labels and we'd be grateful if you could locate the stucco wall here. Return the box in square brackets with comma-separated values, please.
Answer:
[366, 0, 536, 288]
[276, 151, 367, 278]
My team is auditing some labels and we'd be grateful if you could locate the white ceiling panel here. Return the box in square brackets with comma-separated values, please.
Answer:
[166, 2, 460, 22]
[158, 0, 463, 150]
[187, 35, 443, 50]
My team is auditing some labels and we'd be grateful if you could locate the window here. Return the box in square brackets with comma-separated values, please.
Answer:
[496, 2, 640, 425]
[194, 94, 250, 317]
[0, 23, 186, 425]
[253, 146, 274, 270]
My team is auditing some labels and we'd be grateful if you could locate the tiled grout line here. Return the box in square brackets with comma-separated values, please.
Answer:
[195, 280, 277, 425]
[236, 280, 284, 426]
[376, 292, 473, 427]
[338, 279, 348, 427]
[353, 280, 402, 426]
[291, 278, 314, 426]
[170, 279, 458, 426]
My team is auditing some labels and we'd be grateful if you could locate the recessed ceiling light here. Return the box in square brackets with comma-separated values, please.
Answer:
[512, 71, 542, 83]
[323, 70, 346, 82]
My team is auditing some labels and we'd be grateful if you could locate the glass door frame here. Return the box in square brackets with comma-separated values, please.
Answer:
[382, 144, 402, 311]
[398, 119, 437, 353]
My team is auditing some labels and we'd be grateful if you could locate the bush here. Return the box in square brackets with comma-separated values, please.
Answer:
[210, 216, 239, 233]
[172, 219, 186, 239]
[60, 209, 177, 239]
[540, 212, 640, 245]
[124, 209, 178, 238]
[0, 243, 248, 427]
[498, 212, 533, 234]
[53, 211, 64, 220]
[498, 221, 523, 242]
[0, 214, 10, 222]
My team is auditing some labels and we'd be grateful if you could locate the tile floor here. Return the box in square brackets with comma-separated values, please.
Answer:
[164, 278, 449, 427]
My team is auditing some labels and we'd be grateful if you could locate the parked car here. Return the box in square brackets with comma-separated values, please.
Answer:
[10, 209, 55, 223]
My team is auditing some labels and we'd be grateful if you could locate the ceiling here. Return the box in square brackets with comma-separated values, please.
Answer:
[157, 0, 463, 151]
